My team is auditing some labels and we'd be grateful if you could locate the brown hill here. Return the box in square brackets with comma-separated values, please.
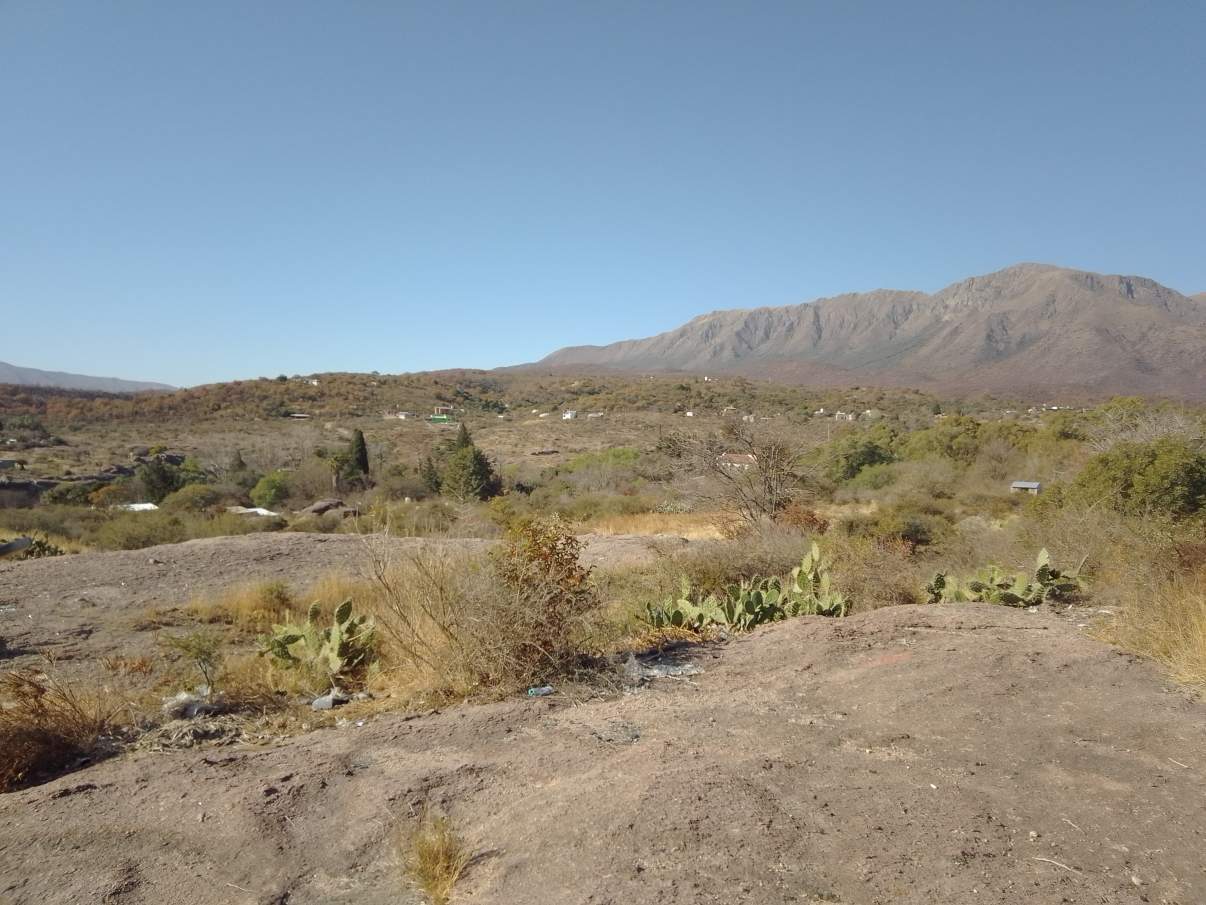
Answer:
[538, 264, 1206, 398]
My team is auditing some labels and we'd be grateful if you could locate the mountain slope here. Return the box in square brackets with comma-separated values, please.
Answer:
[538, 264, 1206, 397]
[0, 361, 173, 393]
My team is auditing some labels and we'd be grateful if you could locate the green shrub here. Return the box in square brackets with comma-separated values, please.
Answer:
[902, 416, 982, 463]
[1067, 438, 1206, 517]
[824, 433, 894, 483]
[839, 504, 951, 549]
[161, 484, 222, 513]
[163, 630, 224, 690]
[250, 470, 290, 508]
[41, 482, 101, 506]
[93, 512, 189, 550]
[845, 462, 897, 491]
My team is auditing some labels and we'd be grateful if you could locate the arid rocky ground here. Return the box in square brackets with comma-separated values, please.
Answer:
[1, 537, 1204, 904]
[0, 532, 684, 669]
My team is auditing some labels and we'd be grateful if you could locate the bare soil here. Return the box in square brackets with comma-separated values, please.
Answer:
[0, 531, 684, 667]
[1, 538, 1204, 904]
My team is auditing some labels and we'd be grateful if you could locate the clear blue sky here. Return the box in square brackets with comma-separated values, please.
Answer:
[3, 1, 1204, 387]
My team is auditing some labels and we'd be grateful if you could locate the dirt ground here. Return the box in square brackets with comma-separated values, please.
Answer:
[1, 539, 1204, 905]
[0, 531, 685, 668]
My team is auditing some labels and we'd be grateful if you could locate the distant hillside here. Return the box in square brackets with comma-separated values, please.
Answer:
[0, 361, 173, 393]
[537, 264, 1206, 398]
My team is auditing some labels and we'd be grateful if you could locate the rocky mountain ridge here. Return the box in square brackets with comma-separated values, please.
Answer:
[537, 264, 1206, 397]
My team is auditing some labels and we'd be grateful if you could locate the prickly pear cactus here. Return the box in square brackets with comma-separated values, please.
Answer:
[259, 597, 375, 683]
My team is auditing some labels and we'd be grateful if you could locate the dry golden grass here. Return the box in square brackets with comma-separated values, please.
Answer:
[185, 580, 296, 631]
[1094, 576, 1206, 687]
[399, 811, 471, 905]
[184, 575, 379, 633]
[584, 511, 728, 539]
[0, 671, 119, 791]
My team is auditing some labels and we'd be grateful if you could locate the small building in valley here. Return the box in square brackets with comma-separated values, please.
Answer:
[718, 452, 757, 471]
[1010, 480, 1042, 495]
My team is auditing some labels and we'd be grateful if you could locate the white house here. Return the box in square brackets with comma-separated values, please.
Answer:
[718, 452, 757, 471]
[562, 411, 577, 420]
[1010, 480, 1042, 495]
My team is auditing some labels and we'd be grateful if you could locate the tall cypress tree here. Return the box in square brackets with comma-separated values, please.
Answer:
[349, 429, 370, 476]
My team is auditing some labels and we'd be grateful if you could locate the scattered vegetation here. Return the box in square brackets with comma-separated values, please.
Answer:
[4, 375, 1206, 789]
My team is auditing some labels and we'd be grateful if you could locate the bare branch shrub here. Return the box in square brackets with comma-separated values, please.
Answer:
[0, 671, 119, 791]
[673, 421, 821, 528]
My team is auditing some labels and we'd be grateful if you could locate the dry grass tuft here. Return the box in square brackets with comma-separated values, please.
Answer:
[1094, 577, 1206, 687]
[363, 518, 604, 699]
[185, 580, 297, 631]
[184, 576, 378, 634]
[400, 810, 471, 905]
[585, 511, 728, 540]
[0, 671, 119, 791]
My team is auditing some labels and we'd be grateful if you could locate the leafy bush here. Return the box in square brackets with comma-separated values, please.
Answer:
[41, 482, 101, 506]
[823, 432, 895, 483]
[1067, 438, 1206, 517]
[902, 416, 982, 463]
[161, 483, 222, 513]
[136, 459, 198, 503]
[844, 462, 897, 491]
[839, 503, 951, 549]
[250, 470, 290, 509]
[93, 512, 189, 550]
[926, 549, 1084, 607]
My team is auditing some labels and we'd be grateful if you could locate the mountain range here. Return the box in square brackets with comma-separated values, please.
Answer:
[536, 264, 1206, 398]
[0, 361, 173, 393]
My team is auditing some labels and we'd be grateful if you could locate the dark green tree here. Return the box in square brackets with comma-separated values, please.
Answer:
[137, 460, 185, 503]
[349, 429, 370, 477]
[440, 445, 497, 502]
[419, 457, 442, 493]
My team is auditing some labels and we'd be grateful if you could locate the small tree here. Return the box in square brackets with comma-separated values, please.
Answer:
[453, 423, 473, 450]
